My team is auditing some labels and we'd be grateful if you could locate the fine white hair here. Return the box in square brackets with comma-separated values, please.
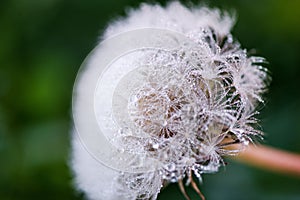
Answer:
[72, 2, 268, 200]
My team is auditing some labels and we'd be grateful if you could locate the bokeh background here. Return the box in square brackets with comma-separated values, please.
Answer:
[0, 0, 300, 199]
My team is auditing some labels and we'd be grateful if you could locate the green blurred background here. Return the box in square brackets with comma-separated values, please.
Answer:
[0, 0, 299, 199]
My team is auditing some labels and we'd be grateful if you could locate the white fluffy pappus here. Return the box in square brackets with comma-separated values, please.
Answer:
[71, 1, 270, 200]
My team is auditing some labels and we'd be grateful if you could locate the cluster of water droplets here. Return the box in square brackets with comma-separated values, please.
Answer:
[110, 27, 269, 199]
[72, 2, 271, 199]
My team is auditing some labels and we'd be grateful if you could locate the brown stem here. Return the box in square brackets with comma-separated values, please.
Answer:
[178, 179, 191, 200]
[189, 173, 206, 200]
[231, 144, 300, 177]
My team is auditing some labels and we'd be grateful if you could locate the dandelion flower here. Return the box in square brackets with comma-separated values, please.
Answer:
[71, 2, 269, 200]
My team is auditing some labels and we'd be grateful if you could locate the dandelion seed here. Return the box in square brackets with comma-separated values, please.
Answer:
[71, 1, 270, 200]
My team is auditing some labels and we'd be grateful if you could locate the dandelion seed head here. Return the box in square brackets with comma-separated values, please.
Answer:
[72, 1, 270, 200]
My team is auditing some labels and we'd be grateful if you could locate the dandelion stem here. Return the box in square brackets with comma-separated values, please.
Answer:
[232, 144, 300, 177]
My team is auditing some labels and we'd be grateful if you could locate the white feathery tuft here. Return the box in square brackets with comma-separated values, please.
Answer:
[103, 1, 234, 39]
[72, 1, 269, 200]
